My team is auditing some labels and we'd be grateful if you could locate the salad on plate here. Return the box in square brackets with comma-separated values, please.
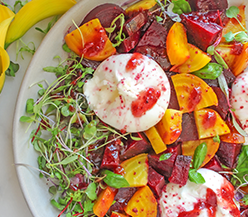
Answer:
[17, 0, 248, 216]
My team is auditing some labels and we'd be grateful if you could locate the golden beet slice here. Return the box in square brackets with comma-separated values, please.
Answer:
[155, 109, 183, 145]
[175, 43, 211, 73]
[171, 74, 218, 113]
[125, 0, 157, 13]
[120, 153, 148, 187]
[145, 126, 167, 154]
[182, 138, 220, 167]
[64, 18, 116, 61]
[125, 186, 157, 217]
[194, 108, 230, 139]
[166, 22, 190, 66]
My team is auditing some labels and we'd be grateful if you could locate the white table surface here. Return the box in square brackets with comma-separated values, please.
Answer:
[0, 1, 68, 216]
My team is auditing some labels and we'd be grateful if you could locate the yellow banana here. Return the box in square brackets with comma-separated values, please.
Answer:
[5, 0, 77, 48]
[0, 4, 15, 22]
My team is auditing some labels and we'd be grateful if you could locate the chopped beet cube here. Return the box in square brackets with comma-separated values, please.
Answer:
[167, 74, 180, 110]
[203, 155, 223, 172]
[148, 167, 166, 198]
[123, 12, 148, 36]
[148, 144, 181, 178]
[81, 3, 126, 28]
[181, 13, 222, 51]
[168, 155, 192, 186]
[188, 0, 228, 11]
[120, 133, 151, 161]
[117, 31, 141, 53]
[177, 113, 199, 142]
[109, 187, 137, 214]
[100, 139, 121, 170]
[223, 67, 236, 87]
[216, 141, 242, 168]
[209, 86, 229, 119]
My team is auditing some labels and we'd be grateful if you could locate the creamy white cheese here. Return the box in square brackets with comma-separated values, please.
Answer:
[83, 53, 171, 132]
[231, 70, 248, 135]
[159, 168, 239, 217]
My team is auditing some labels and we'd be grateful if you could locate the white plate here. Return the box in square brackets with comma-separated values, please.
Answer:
[12, 0, 248, 216]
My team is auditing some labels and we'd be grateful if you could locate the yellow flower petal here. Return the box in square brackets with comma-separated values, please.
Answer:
[0, 5, 15, 22]
[0, 46, 10, 76]
[0, 16, 14, 47]
[0, 67, 6, 93]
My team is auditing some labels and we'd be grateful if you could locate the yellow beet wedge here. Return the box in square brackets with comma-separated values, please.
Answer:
[125, 0, 157, 13]
[5, 0, 77, 48]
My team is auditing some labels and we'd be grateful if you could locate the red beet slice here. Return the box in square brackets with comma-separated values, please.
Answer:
[177, 113, 199, 142]
[209, 86, 229, 119]
[148, 167, 166, 198]
[120, 133, 152, 161]
[81, 3, 126, 28]
[216, 141, 242, 168]
[203, 155, 223, 172]
[168, 155, 192, 186]
[148, 143, 181, 178]
[100, 139, 121, 170]
[109, 187, 137, 214]
[123, 12, 148, 36]
[181, 13, 223, 51]
[188, 0, 228, 11]
[117, 31, 141, 53]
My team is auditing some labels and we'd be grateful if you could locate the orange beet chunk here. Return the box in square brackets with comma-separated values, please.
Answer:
[182, 138, 220, 167]
[64, 18, 116, 61]
[120, 153, 148, 187]
[175, 43, 211, 73]
[220, 118, 245, 144]
[93, 186, 117, 217]
[156, 109, 182, 144]
[171, 74, 218, 113]
[221, 5, 247, 43]
[194, 108, 230, 139]
[125, 186, 157, 217]
[145, 126, 167, 154]
[166, 22, 190, 66]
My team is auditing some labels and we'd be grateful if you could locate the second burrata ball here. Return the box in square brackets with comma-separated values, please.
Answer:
[83, 53, 171, 132]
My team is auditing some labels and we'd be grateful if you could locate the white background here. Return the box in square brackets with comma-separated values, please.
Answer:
[1, 0, 57, 216]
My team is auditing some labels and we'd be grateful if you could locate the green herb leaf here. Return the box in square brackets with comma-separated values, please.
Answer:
[207, 45, 215, 55]
[19, 115, 34, 123]
[192, 63, 223, 80]
[156, 15, 163, 23]
[63, 43, 71, 53]
[159, 153, 172, 161]
[213, 135, 220, 143]
[224, 32, 235, 42]
[235, 31, 248, 43]
[50, 199, 64, 210]
[217, 72, 229, 99]
[214, 51, 229, 69]
[193, 142, 207, 170]
[241, 194, 248, 205]
[58, 155, 78, 165]
[102, 170, 130, 188]
[26, 98, 34, 114]
[226, 6, 240, 19]
[85, 182, 97, 200]
[35, 16, 59, 34]
[5, 61, 19, 77]
[172, 0, 191, 15]
[188, 169, 205, 184]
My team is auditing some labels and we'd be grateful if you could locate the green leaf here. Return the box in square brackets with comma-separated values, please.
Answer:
[188, 169, 205, 184]
[61, 105, 70, 117]
[159, 153, 172, 161]
[35, 16, 59, 34]
[192, 63, 223, 80]
[19, 115, 34, 123]
[172, 0, 191, 15]
[193, 142, 207, 170]
[235, 31, 248, 43]
[241, 194, 248, 205]
[156, 16, 163, 23]
[5, 61, 19, 77]
[58, 155, 78, 165]
[26, 98, 34, 114]
[63, 43, 71, 53]
[207, 45, 215, 55]
[217, 72, 229, 99]
[224, 32, 235, 42]
[226, 6, 240, 19]
[214, 51, 229, 69]
[85, 182, 97, 200]
[102, 170, 130, 188]
[213, 135, 220, 143]
[231, 112, 248, 137]
[50, 199, 64, 210]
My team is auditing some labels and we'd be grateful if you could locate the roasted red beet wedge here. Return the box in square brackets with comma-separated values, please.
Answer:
[187, 0, 228, 11]
[148, 143, 181, 179]
[203, 155, 223, 172]
[216, 141, 242, 169]
[168, 155, 192, 186]
[181, 13, 223, 51]
[148, 167, 166, 198]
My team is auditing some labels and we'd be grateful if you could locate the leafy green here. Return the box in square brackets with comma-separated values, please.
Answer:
[172, 0, 191, 15]
[224, 31, 248, 43]
[85, 182, 97, 200]
[35, 16, 59, 34]
[226, 6, 247, 32]
[5, 61, 19, 77]
[192, 63, 223, 80]
[193, 142, 207, 170]
[159, 153, 172, 161]
[188, 169, 205, 184]
[102, 170, 130, 188]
